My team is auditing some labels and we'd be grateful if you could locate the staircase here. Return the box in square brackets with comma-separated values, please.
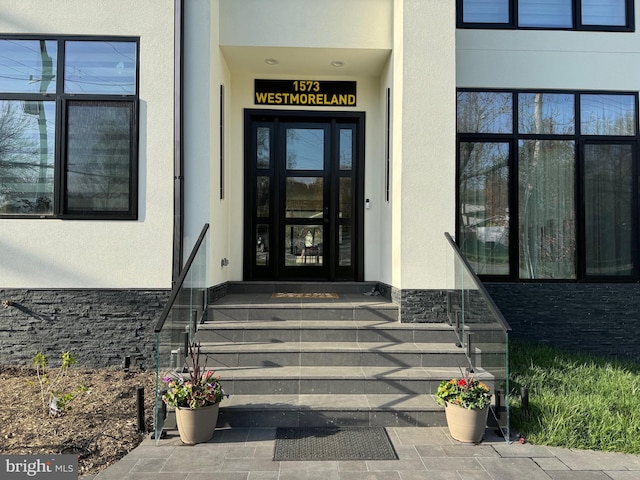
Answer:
[197, 282, 470, 428]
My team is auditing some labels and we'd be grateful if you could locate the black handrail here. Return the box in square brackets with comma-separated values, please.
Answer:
[155, 223, 210, 333]
[444, 232, 512, 334]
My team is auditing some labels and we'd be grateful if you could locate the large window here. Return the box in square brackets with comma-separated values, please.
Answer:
[458, 0, 634, 30]
[0, 37, 139, 219]
[457, 90, 639, 281]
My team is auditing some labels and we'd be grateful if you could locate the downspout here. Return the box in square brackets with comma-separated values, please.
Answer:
[172, 0, 185, 283]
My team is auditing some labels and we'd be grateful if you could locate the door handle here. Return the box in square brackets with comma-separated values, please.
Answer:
[324, 206, 329, 223]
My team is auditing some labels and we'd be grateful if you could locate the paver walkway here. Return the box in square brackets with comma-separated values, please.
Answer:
[83, 426, 640, 480]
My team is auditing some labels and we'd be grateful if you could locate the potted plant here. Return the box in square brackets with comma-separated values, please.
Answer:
[162, 342, 228, 444]
[435, 369, 492, 443]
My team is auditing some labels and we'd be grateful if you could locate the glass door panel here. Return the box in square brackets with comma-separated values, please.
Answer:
[339, 225, 352, 266]
[257, 126, 271, 168]
[285, 177, 323, 218]
[286, 128, 324, 170]
[284, 225, 324, 266]
[281, 124, 329, 275]
[339, 129, 353, 170]
[256, 224, 269, 266]
[244, 112, 363, 281]
[339, 178, 352, 218]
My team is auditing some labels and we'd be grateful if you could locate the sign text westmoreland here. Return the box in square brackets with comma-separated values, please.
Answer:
[255, 80, 356, 107]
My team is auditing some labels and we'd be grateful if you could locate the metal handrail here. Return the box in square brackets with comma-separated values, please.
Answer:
[154, 223, 210, 334]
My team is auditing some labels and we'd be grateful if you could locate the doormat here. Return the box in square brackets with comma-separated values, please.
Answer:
[272, 292, 339, 299]
[273, 427, 398, 461]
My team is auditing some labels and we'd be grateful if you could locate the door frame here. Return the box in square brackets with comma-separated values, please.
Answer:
[243, 109, 365, 281]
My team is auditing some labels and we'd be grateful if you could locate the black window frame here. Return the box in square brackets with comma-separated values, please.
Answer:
[457, 0, 635, 31]
[0, 35, 140, 220]
[456, 88, 640, 282]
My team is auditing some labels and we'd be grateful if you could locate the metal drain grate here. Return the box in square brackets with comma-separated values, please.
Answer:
[273, 427, 398, 461]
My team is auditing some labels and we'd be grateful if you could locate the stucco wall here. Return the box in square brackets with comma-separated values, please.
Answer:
[457, 23, 640, 90]
[220, 0, 392, 50]
[398, 0, 457, 289]
[0, 0, 175, 289]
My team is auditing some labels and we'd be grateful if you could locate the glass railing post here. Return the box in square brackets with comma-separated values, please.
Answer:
[153, 332, 163, 446]
[445, 232, 512, 442]
[153, 224, 210, 445]
[466, 331, 474, 372]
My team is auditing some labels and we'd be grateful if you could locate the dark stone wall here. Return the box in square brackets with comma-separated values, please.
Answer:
[0, 289, 169, 369]
[398, 289, 449, 323]
[484, 283, 640, 362]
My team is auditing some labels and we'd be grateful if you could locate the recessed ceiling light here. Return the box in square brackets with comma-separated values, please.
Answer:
[265, 58, 279, 65]
[331, 61, 344, 68]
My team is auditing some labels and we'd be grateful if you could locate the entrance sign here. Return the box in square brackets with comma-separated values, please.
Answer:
[255, 79, 356, 107]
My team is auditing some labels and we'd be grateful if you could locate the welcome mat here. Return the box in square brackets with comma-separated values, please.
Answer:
[273, 427, 398, 461]
[272, 292, 339, 299]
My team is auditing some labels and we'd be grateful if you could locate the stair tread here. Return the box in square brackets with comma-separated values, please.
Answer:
[199, 320, 450, 329]
[191, 285, 489, 428]
[201, 341, 463, 352]
[213, 365, 487, 380]
[210, 293, 395, 308]
[220, 393, 441, 411]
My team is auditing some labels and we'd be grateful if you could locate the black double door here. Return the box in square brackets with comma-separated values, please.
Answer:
[244, 110, 364, 281]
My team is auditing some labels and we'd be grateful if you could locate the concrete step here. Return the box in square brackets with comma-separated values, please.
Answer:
[213, 365, 474, 396]
[207, 292, 399, 322]
[226, 281, 380, 295]
[216, 393, 447, 428]
[188, 284, 486, 429]
[200, 341, 467, 368]
[196, 320, 458, 344]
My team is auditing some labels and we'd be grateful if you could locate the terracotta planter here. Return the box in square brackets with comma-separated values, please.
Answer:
[444, 403, 489, 443]
[174, 403, 219, 444]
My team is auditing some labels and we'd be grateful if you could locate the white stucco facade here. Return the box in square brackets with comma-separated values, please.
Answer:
[2, 0, 637, 295]
[182, 0, 457, 290]
[0, 0, 175, 289]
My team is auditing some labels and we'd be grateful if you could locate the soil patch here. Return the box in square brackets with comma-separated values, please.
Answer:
[0, 366, 156, 477]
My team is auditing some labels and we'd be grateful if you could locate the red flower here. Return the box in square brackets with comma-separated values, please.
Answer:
[458, 379, 467, 387]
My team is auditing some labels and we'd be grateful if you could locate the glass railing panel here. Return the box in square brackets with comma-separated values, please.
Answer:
[445, 232, 511, 442]
[153, 224, 209, 445]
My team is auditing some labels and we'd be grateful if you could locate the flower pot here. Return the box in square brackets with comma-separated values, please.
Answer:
[444, 403, 489, 443]
[174, 402, 219, 444]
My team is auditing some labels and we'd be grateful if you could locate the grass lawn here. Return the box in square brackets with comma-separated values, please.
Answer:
[509, 341, 640, 454]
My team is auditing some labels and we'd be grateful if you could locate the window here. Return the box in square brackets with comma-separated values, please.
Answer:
[0, 37, 139, 219]
[457, 90, 639, 281]
[458, 0, 633, 30]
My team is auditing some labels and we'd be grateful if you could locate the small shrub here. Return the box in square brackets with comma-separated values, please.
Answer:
[32, 351, 87, 417]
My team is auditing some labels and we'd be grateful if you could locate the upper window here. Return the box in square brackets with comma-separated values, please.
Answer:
[458, 0, 634, 30]
[0, 37, 139, 219]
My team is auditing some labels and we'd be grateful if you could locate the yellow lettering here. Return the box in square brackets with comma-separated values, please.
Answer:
[256, 84, 355, 106]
